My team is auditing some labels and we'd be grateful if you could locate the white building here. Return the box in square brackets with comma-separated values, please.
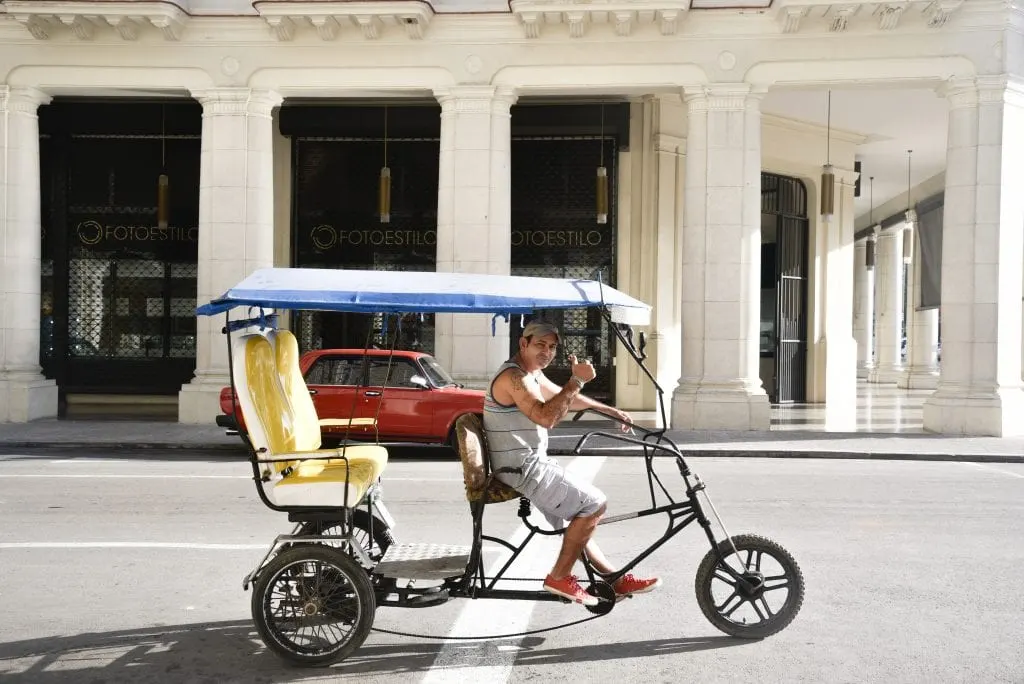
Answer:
[0, 0, 1020, 435]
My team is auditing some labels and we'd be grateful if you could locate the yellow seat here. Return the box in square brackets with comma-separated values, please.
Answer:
[231, 331, 388, 509]
[268, 329, 386, 478]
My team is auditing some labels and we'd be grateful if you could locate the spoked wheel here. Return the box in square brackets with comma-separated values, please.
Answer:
[252, 545, 376, 667]
[296, 509, 395, 568]
[695, 534, 804, 639]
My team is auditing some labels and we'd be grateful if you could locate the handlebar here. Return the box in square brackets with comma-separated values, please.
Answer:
[565, 408, 683, 459]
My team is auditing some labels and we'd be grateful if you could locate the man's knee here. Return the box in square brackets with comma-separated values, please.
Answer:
[577, 501, 607, 524]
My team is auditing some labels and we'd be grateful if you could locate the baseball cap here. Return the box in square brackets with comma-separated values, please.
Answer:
[522, 320, 560, 343]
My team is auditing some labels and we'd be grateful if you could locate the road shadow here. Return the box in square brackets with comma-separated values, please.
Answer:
[0, 619, 749, 683]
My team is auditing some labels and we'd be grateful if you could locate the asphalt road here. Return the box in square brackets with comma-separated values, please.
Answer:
[0, 450, 1022, 684]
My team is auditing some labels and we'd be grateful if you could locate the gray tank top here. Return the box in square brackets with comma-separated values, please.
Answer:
[482, 359, 549, 491]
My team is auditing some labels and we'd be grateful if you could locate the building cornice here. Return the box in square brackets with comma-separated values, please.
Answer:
[3, 1, 188, 40]
[773, 0, 966, 34]
[253, 1, 433, 40]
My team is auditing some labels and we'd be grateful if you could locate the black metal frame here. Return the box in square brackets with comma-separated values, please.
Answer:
[223, 301, 749, 610]
[420, 307, 736, 606]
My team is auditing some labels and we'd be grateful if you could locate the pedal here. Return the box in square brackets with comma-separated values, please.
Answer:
[373, 543, 471, 580]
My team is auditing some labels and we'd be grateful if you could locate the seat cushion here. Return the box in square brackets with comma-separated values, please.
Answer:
[271, 444, 388, 508]
[273, 459, 377, 508]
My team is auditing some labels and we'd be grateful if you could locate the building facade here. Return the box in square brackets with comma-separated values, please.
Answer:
[0, 0, 1021, 435]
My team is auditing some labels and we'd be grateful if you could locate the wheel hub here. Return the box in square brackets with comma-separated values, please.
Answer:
[302, 601, 320, 616]
[736, 572, 765, 600]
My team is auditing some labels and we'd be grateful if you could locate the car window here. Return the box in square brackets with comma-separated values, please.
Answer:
[305, 357, 364, 386]
[367, 360, 422, 388]
[419, 355, 456, 387]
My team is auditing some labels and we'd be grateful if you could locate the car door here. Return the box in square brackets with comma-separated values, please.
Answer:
[303, 354, 374, 437]
[362, 357, 434, 440]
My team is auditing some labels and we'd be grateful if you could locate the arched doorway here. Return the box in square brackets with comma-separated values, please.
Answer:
[760, 173, 809, 404]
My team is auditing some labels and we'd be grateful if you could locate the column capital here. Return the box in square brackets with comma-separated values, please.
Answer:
[190, 87, 282, 117]
[681, 83, 764, 112]
[938, 75, 1024, 109]
[434, 85, 517, 114]
[0, 86, 52, 114]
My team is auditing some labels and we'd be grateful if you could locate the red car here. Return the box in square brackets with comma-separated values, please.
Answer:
[218, 348, 485, 446]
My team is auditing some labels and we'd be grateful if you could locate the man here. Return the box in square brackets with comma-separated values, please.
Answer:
[483, 320, 660, 607]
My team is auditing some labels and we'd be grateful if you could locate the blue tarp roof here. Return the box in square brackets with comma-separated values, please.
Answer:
[196, 268, 651, 325]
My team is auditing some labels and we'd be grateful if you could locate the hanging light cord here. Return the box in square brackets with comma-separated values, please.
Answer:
[869, 176, 874, 225]
[825, 90, 831, 165]
[383, 106, 388, 166]
[599, 104, 605, 166]
[906, 149, 912, 212]
[161, 105, 166, 168]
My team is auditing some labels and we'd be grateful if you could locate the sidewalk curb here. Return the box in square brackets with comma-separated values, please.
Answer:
[548, 447, 1024, 463]
[0, 442, 245, 453]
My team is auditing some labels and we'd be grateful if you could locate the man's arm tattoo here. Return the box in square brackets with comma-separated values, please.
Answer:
[509, 370, 527, 394]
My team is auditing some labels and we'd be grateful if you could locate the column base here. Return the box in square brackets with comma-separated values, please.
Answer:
[671, 384, 770, 430]
[179, 375, 230, 424]
[0, 373, 58, 422]
[896, 368, 939, 390]
[923, 386, 1024, 436]
[856, 363, 874, 380]
[867, 365, 903, 384]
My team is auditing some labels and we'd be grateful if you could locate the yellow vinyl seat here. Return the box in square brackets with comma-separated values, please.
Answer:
[231, 331, 388, 508]
[267, 329, 386, 478]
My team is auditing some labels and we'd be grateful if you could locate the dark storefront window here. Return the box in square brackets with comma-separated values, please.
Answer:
[510, 135, 618, 403]
[287, 105, 441, 355]
[39, 101, 201, 397]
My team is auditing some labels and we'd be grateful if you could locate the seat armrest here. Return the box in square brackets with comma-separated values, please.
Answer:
[319, 418, 377, 428]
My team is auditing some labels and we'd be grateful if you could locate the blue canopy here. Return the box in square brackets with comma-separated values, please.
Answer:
[196, 268, 651, 325]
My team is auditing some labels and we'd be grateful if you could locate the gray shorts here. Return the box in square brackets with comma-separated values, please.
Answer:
[518, 456, 607, 530]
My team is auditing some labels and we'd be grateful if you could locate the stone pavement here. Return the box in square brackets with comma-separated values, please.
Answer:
[0, 417, 1022, 463]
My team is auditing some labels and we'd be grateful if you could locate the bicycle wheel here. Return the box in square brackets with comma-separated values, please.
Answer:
[695, 533, 804, 639]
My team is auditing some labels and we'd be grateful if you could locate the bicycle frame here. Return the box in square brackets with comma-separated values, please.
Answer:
[426, 308, 743, 605]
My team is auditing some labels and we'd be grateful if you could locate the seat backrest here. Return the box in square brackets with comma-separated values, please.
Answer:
[455, 413, 520, 505]
[230, 332, 301, 474]
[267, 329, 322, 453]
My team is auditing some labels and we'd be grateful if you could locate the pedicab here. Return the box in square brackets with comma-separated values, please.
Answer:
[196, 267, 805, 667]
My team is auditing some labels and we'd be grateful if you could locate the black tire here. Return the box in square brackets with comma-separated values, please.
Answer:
[252, 545, 376, 667]
[297, 509, 395, 568]
[695, 533, 804, 639]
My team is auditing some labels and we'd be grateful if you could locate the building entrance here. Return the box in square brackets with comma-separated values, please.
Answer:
[760, 173, 809, 404]
[39, 100, 202, 408]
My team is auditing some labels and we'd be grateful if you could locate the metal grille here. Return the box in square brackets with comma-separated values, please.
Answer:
[761, 173, 809, 404]
[510, 137, 618, 403]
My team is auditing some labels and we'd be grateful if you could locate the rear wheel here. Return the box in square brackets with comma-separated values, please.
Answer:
[695, 534, 804, 639]
[252, 545, 375, 666]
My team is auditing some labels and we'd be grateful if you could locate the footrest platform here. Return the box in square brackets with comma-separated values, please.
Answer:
[374, 543, 471, 580]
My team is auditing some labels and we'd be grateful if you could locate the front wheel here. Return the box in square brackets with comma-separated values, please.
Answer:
[252, 545, 376, 667]
[695, 534, 804, 639]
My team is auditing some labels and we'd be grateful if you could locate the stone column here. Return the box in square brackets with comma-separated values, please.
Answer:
[179, 88, 281, 423]
[898, 219, 939, 388]
[853, 236, 875, 379]
[867, 226, 904, 383]
[816, 169, 859, 430]
[433, 85, 517, 388]
[672, 84, 770, 430]
[0, 86, 58, 422]
[924, 76, 1024, 436]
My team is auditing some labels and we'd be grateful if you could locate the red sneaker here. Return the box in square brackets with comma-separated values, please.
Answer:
[613, 573, 661, 598]
[543, 574, 599, 606]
